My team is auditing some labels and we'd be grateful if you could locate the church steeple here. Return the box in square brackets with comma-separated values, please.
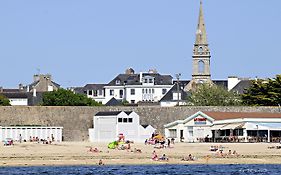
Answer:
[185, 0, 212, 91]
[195, 0, 208, 45]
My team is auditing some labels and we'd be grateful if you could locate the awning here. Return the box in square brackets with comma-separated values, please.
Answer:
[211, 124, 226, 130]
[211, 123, 245, 130]
[221, 123, 245, 130]
[246, 122, 281, 130]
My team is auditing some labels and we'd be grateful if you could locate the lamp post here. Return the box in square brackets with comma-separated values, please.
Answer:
[175, 73, 181, 106]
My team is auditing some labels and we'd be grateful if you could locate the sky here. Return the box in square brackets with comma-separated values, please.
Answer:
[0, 0, 280, 88]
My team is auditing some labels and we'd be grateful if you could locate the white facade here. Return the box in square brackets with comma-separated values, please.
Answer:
[164, 111, 214, 142]
[89, 111, 155, 142]
[0, 126, 63, 142]
[164, 111, 281, 143]
[9, 98, 28, 106]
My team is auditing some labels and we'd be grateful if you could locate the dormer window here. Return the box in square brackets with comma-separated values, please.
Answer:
[116, 80, 121, 85]
[149, 79, 153, 83]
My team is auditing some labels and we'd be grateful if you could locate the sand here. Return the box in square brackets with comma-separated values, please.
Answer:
[1, 141, 281, 166]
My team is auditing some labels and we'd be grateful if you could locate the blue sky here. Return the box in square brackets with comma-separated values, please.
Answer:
[0, 0, 280, 88]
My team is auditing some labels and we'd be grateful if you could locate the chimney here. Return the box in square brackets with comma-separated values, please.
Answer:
[140, 72, 143, 83]
[0, 87, 3, 93]
[19, 83, 24, 91]
[33, 88, 37, 97]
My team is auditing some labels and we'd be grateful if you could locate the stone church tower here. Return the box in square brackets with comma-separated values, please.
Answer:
[185, 1, 212, 91]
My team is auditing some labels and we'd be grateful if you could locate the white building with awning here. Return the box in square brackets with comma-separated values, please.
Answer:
[164, 111, 281, 143]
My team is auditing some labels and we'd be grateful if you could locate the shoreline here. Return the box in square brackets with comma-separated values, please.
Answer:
[1, 142, 281, 166]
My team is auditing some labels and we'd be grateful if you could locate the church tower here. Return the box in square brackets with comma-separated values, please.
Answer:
[185, 0, 212, 91]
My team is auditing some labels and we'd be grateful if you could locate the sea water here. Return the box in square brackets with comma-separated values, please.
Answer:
[0, 164, 280, 175]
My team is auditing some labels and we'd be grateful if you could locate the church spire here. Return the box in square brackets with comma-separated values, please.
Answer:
[195, 0, 208, 45]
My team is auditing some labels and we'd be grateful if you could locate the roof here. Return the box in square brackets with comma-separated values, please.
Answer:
[0, 92, 28, 98]
[195, 0, 208, 45]
[160, 84, 190, 102]
[231, 80, 252, 94]
[107, 73, 173, 86]
[83, 84, 106, 90]
[1, 89, 21, 93]
[105, 97, 122, 106]
[203, 111, 281, 120]
[95, 111, 133, 116]
[141, 125, 149, 128]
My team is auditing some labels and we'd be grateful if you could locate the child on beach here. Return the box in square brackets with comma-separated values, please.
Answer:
[152, 150, 158, 161]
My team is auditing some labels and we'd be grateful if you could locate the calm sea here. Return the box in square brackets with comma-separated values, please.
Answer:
[0, 164, 280, 175]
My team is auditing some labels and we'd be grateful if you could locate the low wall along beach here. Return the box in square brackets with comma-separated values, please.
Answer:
[0, 106, 280, 141]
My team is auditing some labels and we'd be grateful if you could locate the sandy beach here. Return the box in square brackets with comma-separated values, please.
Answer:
[1, 141, 281, 166]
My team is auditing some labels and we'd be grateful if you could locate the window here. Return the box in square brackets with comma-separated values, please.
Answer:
[128, 118, 133, 123]
[93, 90, 98, 97]
[198, 46, 203, 53]
[123, 118, 128, 123]
[142, 89, 144, 94]
[88, 90, 92, 95]
[98, 90, 103, 96]
[162, 89, 167, 95]
[188, 127, 193, 137]
[118, 118, 122, 123]
[110, 90, 114, 96]
[119, 90, 123, 98]
[198, 60, 205, 73]
[149, 89, 151, 93]
[131, 89, 135, 95]
[152, 89, 155, 94]
[173, 92, 182, 100]
[144, 79, 148, 83]
[116, 80, 121, 85]
[145, 89, 148, 93]
[84, 91, 87, 94]
[131, 100, 135, 104]
[149, 79, 153, 83]
[169, 129, 177, 138]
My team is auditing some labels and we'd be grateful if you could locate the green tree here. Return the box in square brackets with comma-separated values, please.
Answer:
[242, 75, 281, 106]
[0, 95, 11, 106]
[42, 89, 102, 106]
[187, 84, 241, 106]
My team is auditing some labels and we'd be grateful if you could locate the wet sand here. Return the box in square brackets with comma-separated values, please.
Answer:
[1, 142, 281, 166]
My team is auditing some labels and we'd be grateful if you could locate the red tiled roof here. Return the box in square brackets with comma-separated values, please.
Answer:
[203, 111, 281, 120]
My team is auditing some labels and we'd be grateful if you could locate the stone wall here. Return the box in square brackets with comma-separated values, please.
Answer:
[0, 106, 280, 141]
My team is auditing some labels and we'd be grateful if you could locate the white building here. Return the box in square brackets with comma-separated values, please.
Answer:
[89, 111, 155, 142]
[76, 68, 174, 105]
[0, 126, 63, 142]
[164, 111, 281, 143]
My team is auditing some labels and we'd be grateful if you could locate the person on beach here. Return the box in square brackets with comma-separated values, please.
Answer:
[167, 139, 171, 148]
[159, 154, 169, 161]
[182, 154, 194, 161]
[152, 150, 158, 161]
[98, 159, 104, 165]
[19, 134, 22, 143]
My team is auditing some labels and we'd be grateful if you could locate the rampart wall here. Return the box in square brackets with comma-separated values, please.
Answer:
[0, 106, 280, 141]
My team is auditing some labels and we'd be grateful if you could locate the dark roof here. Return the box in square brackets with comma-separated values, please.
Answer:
[107, 73, 173, 86]
[203, 111, 281, 120]
[95, 111, 133, 116]
[0, 92, 28, 98]
[231, 80, 252, 94]
[141, 124, 149, 128]
[105, 97, 122, 106]
[160, 84, 190, 102]
[1, 89, 21, 93]
[213, 80, 228, 89]
[83, 84, 106, 90]
[95, 111, 122, 116]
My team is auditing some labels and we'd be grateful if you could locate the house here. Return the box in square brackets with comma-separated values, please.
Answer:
[74, 68, 174, 105]
[164, 111, 281, 143]
[89, 111, 155, 142]
[0, 74, 60, 106]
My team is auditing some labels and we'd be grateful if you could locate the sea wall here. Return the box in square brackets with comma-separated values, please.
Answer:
[0, 106, 280, 141]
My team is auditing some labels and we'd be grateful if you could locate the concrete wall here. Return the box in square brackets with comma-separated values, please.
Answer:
[0, 106, 280, 141]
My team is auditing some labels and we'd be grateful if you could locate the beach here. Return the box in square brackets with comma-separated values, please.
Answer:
[1, 142, 281, 166]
